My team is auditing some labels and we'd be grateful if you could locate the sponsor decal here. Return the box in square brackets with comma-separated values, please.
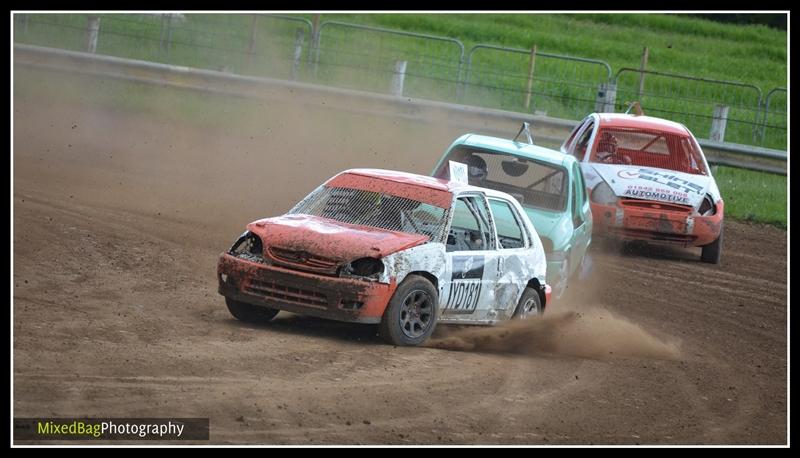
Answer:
[449, 160, 469, 184]
[622, 188, 690, 204]
[617, 169, 640, 179]
[637, 168, 704, 194]
[444, 255, 485, 314]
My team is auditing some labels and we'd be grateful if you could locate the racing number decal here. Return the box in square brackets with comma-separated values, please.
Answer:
[444, 255, 485, 314]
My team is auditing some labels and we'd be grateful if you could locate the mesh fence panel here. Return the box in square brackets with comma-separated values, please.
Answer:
[614, 69, 767, 148]
[463, 46, 611, 119]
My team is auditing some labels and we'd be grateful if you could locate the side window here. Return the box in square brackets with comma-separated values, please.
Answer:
[572, 121, 594, 162]
[488, 199, 527, 249]
[562, 122, 583, 153]
[447, 196, 493, 252]
[572, 163, 586, 227]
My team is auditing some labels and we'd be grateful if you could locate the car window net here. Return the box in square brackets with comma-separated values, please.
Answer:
[589, 127, 708, 175]
[289, 186, 449, 242]
[435, 147, 567, 211]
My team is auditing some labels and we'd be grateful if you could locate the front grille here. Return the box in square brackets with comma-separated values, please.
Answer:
[620, 199, 692, 214]
[268, 247, 340, 273]
[245, 279, 328, 309]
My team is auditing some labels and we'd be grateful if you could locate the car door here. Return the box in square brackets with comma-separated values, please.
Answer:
[439, 193, 499, 323]
[569, 162, 592, 271]
[486, 196, 532, 319]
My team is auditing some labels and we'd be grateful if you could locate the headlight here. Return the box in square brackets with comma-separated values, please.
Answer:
[229, 230, 263, 256]
[591, 182, 618, 206]
[698, 194, 716, 216]
[341, 257, 384, 279]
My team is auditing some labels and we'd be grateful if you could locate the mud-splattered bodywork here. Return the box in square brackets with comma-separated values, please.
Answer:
[217, 169, 548, 326]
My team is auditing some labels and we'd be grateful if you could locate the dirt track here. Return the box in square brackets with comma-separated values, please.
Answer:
[12, 79, 787, 445]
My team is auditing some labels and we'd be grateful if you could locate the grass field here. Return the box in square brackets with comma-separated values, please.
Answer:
[713, 166, 787, 228]
[13, 13, 788, 149]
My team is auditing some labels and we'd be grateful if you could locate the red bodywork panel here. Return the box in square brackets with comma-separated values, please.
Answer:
[597, 114, 689, 136]
[249, 214, 429, 262]
[218, 253, 397, 323]
[329, 170, 453, 209]
[591, 199, 724, 247]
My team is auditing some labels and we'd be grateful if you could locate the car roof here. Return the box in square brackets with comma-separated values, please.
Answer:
[339, 168, 520, 201]
[595, 113, 691, 136]
[452, 134, 575, 168]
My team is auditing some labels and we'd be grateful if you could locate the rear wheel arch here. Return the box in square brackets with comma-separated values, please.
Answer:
[526, 278, 546, 308]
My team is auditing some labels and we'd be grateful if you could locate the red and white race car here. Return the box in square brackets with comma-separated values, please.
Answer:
[561, 112, 724, 263]
[217, 169, 550, 346]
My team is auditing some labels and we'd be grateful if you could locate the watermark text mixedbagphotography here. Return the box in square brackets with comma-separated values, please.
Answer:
[14, 418, 209, 441]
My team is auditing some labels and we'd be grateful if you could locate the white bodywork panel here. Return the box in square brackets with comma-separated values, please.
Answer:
[587, 163, 717, 209]
[380, 188, 548, 326]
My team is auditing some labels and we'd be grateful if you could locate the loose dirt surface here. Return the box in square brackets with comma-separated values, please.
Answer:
[13, 83, 787, 445]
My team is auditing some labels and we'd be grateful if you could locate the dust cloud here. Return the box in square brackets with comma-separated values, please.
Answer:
[428, 307, 681, 361]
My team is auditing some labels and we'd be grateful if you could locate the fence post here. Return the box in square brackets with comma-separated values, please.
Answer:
[19, 14, 29, 34]
[311, 14, 321, 78]
[390, 60, 407, 96]
[638, 46, 649, 99]
[524, 44, 537, 111]
[710, 104, 730, 142]
[158, 14, 174, 58]
[158, 14, 168, 59]
[84, 15, 100, 54]
[247, 15, 258, 71]
[166, 15, 174, 56]
[290, 28, 305, 81]
[595, 82, 617, 113]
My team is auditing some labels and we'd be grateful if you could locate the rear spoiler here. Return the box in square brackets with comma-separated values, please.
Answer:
[625, 101, 645, 116]
[513, 122, 534, 145]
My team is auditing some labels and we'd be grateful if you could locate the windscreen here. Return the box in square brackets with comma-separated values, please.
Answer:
[434, 146, 568, 212]
[289, 186, 450, 242]
[589, 127, 708, 175]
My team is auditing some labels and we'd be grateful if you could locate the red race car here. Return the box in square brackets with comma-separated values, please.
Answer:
[561, 112, 724, 263]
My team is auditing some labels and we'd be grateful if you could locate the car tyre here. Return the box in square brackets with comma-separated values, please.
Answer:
[701, 225, 723, 264]
[225, 297, 280, 323]
[513, 287, 543, 319]
[379, 275, 438, 346]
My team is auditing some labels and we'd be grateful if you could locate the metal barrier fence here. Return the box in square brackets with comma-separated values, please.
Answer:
[13, 13, 314, 81]
[462, 44, 612, 120]
[314, 21, 465, 102]
[760, 87, 787, 148]
[612, 68, 778, 148]
[13, 13, 787, 153]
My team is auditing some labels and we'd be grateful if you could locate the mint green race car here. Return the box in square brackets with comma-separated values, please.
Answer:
[432, 124, 592, 299]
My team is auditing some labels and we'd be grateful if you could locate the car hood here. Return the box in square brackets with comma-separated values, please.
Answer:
[591, 163, 711, 208]
[247, 214, 429, 261]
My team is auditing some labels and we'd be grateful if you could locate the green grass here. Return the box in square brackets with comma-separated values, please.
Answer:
[713, 166, 787, 228]
[13, 13, 787, 148]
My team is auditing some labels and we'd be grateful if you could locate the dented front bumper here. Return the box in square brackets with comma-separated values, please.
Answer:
[591, 200, 723, 247]
[217, 253, 396, 324]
